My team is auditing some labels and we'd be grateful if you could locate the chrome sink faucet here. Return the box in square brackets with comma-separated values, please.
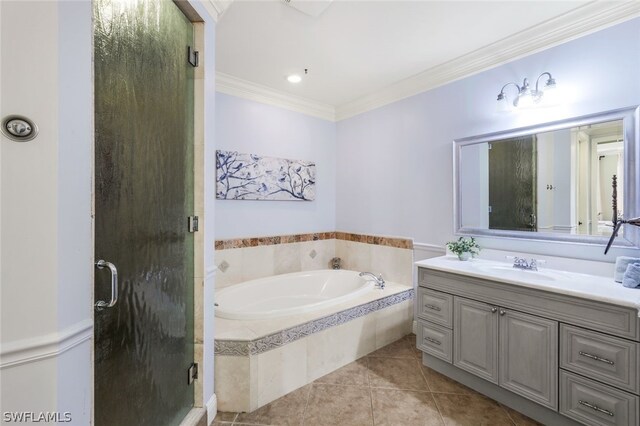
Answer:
[509, 256, 542, 271]
[359, 271, 385, 289]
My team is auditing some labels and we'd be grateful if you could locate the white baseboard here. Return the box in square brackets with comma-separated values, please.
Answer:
[206, 394, 217, 425]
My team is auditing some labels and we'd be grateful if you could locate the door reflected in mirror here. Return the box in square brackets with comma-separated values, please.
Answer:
[459, 119, 624, 237]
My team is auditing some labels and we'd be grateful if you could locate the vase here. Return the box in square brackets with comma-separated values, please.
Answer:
[458, 252, 472, 261]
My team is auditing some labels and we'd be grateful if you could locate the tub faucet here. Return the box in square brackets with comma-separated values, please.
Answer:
[331, 257, 342, 270]
[359, 271, 385, 289]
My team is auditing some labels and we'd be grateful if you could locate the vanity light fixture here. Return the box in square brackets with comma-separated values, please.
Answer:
[497, 72, 557, 111]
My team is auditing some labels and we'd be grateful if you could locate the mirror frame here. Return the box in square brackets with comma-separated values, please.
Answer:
[453, 106, 640, 248]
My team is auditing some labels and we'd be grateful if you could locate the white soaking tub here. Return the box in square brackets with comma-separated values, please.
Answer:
[215, 269, 375, 320]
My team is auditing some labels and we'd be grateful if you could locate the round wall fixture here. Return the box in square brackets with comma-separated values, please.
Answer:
[2, 115, 38, 142]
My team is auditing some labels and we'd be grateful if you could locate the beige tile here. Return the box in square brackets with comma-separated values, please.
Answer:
[274, 242, 301, 275]
[346, 241, 372, 272]
[242, 245, 275, 281]
[194, 276, 204, 344]
[367, 357, 428, 391]
[306, 315, 376, 381]
[420, 365, 473, 394]
[369, 245, 413, 285]
[194, 343, 203, 406]
[215, 248, 243, 289]
[404, 334, 423, 359]
[371, 388, 443, 426]
[375, 300, 413, 348]
[215, 412, 237, 422]
[368, 337, 415, 359]
[300, 239, 336, 271]
[335, 239, 349, 268]
[303, 383, 373, 426]
[314, 358, 370, 386]
[501, 404, 543, 426]
[257, 337, 308, 407]
[235, 384, 311, 426]
[433, 393, 514, 426]
[215, 355, 257, 412]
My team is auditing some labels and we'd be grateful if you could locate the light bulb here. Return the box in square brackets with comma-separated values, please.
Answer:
[287, 74, 302, 83]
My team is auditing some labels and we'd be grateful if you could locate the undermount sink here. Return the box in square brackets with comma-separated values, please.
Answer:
[470, 264, 558, 282]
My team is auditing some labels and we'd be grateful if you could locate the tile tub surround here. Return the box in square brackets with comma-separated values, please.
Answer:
[214, 335, 541, 426]
[215, 284, 414, 412]
[214, 231, 414, 289]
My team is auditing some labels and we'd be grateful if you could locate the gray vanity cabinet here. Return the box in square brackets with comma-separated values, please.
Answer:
[453, 297, 499, 383]
[453, 296, 558, 408]
[499, 309, 559, 410]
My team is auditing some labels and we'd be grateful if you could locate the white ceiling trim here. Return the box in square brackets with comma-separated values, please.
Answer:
[216, 72, 337, 121]
[204, 0, 233, 22]
[335, 1, 640, 121]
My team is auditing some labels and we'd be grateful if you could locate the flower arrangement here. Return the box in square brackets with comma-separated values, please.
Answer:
[446, 237, 481, 260]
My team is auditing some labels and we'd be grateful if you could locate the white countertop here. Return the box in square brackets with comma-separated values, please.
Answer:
[416, 256, 640, 316]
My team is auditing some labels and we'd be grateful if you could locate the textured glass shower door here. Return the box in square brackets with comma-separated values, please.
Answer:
[488, 136, 538, 232]
[94, 0, 194, 425]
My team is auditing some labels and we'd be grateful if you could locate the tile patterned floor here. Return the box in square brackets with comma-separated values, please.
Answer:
[214, 334, 542, 426]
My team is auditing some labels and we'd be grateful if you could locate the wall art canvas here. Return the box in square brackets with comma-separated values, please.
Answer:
[216, 150, 316, 201]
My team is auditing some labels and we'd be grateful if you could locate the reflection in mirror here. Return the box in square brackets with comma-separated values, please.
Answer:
[456, 106, 637, 244]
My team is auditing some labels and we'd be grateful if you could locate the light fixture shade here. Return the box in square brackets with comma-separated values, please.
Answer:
[515, 91, 535, 108]
[541, 80, 559, 105]
[287, 74, 302, 83]
[496, 94, 512, 112]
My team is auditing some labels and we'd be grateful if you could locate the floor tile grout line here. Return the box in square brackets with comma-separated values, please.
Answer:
[500, 404, 519, 426]
[299, 381, 313, 426]
[416, 356, 447, 425]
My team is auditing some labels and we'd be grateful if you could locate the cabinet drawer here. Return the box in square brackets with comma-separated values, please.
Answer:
[561, 324, 639, 394]
[560, 370, 639, 426]
[417, 287, 453, 328]
[417, 319, 452, 363]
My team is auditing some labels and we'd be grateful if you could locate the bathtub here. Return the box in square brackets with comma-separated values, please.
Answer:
[215, 269, 374, 320]
[214, 269, 414, 412]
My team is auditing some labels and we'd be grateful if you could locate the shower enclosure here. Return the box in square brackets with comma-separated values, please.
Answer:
[93, 0, 195, 424]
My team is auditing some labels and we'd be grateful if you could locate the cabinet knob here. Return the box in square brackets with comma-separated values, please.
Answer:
[499, 309, 506, 316]
[491, 307, 497, 313]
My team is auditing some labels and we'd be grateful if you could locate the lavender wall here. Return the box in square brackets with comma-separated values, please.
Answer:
[215, 93, 337, 239]
[336, 18, 640, 260]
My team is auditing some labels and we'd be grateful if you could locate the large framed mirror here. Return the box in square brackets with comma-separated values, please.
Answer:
[454, 106, 640, 248]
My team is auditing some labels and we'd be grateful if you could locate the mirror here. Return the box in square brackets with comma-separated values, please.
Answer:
[454, 107, 639, 246]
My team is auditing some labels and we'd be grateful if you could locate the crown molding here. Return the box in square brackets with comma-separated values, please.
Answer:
[216, 72, 336, 121]
[203, 0, 233, 22]
[335, 1, 640, 121]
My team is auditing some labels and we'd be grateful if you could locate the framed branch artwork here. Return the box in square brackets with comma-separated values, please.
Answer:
[216, 150, 316, 201]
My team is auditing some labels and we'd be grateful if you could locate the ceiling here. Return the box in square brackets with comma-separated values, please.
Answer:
[215, 0, 594, 108]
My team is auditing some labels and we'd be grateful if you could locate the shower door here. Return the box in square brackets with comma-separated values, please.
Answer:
[93, 0, 195, 425]
[488, 136, 538, 231]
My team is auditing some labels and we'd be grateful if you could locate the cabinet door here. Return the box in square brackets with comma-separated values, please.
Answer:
[499, 309, 558, 410]
[454, 297, 499, 383]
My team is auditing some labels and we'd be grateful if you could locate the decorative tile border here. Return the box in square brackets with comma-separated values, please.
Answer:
[215, 231, 412, 250]
[214, 232, 335, 250]
[214, 288, 414, 357]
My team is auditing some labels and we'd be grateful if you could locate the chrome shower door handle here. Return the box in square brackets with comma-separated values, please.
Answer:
[95, 259, 118, 311]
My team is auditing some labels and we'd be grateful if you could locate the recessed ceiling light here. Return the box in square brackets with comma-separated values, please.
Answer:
[287, 74, 302, 83]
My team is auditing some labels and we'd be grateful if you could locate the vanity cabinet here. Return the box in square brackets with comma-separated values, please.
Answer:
[451, 296, 558, 408]
[453, 297, 499, 383]
[499, 308, 558, 409]
[417, 267, 640, 426]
